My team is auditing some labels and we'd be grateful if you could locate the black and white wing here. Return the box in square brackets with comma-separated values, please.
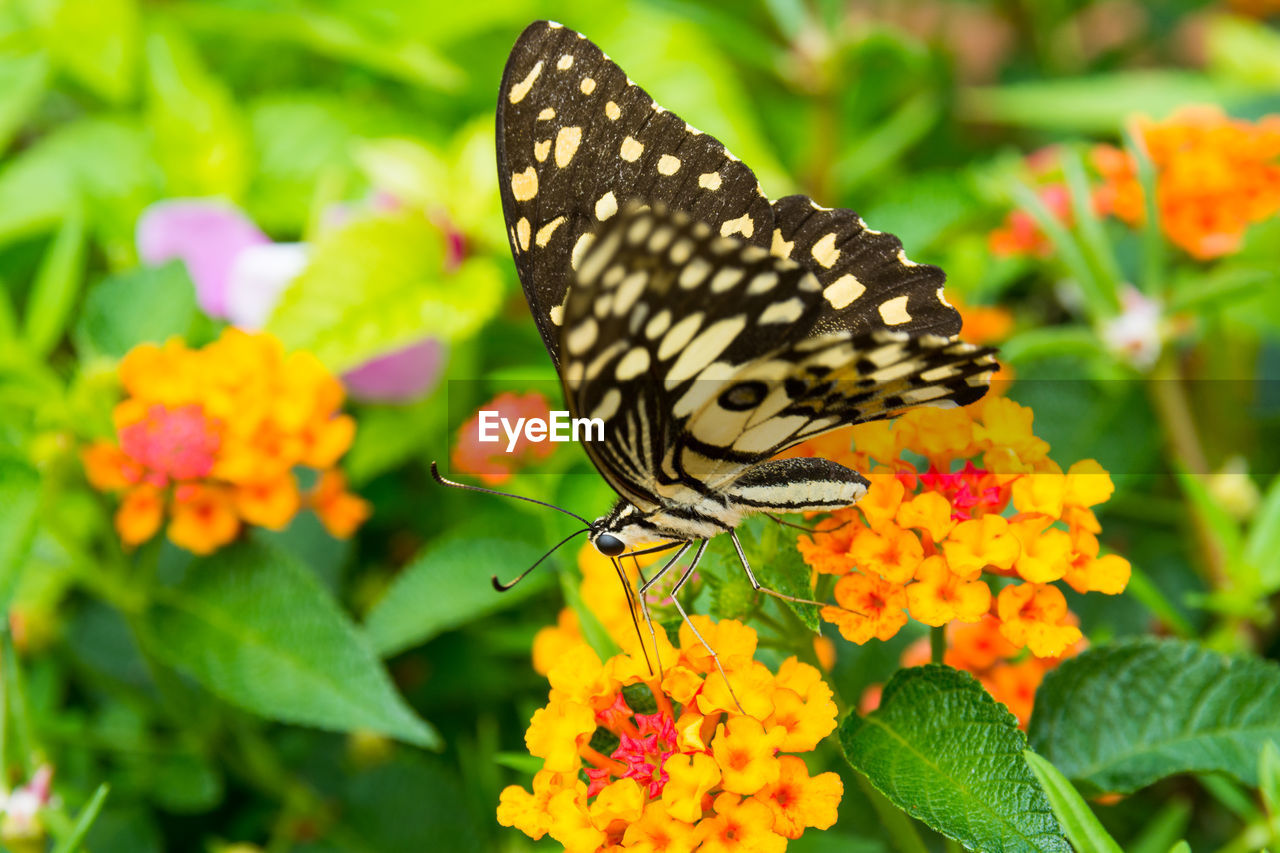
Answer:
[496, 20, 959, 365]
[561, 205, 996, 508]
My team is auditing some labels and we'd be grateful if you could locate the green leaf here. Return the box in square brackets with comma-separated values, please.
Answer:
[1028, 637, 1280, 793]
[0, 52, 49, 153]
[1024, 750, 1124, 853]
[51, 783, 111, 853]
[144, 540, 439, 748]
[840, 665, 1069, 852]
[73, 262, 198, 360]
[144, 23, 249, 198]
[22, 208, 87, 357]
[1246, 473, 1280, 593]
[364, 538, 552, 658]
[739, 517, 820, 631]
[962, 72, 1248, 132]
[1168, 267, 1280, 315]
[1261, 741, 1280, 820]
[1174, 465, 1246, 578]
[1206, 15, 1280, 89]
[266, 213, 503, 372]
[43, 0, 140, 103]
[0, 454, 40, 612]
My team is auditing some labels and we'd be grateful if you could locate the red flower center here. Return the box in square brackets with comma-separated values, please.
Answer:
[918, 461, 1004, 520]
[119, 404, 220, 487]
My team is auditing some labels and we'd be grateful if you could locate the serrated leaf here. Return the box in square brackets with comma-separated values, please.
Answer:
[0, 455, 40, 612]
[840, 665, 1069, 853]
[751, 525, 821, 631]
[266, 213, 502, 371]
[1028, 637, 1280, 793]
[144, 540, 438, 748]
[363, 537, 553, 658]
[74, 262, 197, 360]
[1024, 750, 1124, 853]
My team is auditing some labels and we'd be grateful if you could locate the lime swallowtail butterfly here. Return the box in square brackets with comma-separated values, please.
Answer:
[440, 20, 997, 683]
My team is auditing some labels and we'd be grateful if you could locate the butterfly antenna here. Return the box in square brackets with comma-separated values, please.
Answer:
[430, 461, 591, 526]
[493, 527, 588, 591]
[611, 556, 654, 676]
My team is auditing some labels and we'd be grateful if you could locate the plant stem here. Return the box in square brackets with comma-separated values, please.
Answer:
[931, 625, 946, 665]
[1147, 349, 1228, 589]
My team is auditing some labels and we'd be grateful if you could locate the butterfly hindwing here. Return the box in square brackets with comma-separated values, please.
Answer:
[497, 20, 773, 365]
[562, 205, 996, 505]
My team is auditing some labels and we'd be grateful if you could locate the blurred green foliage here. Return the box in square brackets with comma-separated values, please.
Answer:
[2, 0, 1280, 851]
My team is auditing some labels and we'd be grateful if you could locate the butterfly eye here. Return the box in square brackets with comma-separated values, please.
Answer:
[595, 533, 625, 557]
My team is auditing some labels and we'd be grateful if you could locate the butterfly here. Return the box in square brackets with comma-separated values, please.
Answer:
[439, 20, 996, 683]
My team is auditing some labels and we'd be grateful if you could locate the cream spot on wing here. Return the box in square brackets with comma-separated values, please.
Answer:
[902, 385, 949, 404]
[535, 216, 566, 248]
[747, 271, 779, 294]
[657, 154, 681, 175]
[669, 239, 693, 264]
[770, 228, 794, 259]
[646, 309, 671, 339]
[647, 226, 674, 253]
[759, 297, 805, 324]
[685, 123, 703, 136]
[555, 126, 582, 168]
[516, 217, 530, 251]
[537, 108, 555, 120]
[570, 233, 594, 271]
[615, 347, 651, 380]
[591, 388, 621, 422]
[667, 316, 748, 383]
[678, 257, 712, 289]
[602, 264, 626, 288]
[720, 214, 754, 238]
[580, 76, 596, 95]
[508, 61, 543, 104]
[937, 286, 953, 308]
[533, 139, 551, 162]
[566, 316, 598, 355]
[879, 294, 912, 325]
[823, 274, 865, 309]
[897, 248, 919, 267]
[576, 230, 618, 283]
[613, 271, 647, 316]
[557, 54, 574, 70]
[698, 171, 722, 190]
[595, 191, 618, 221]
[811, 233, 841, 268]
[658, 313, 704, 360]
[627, 216, 653, 245]
[620, 136, 644, 162]
[710, 267, 744, 293]
[511, 167, 538, 201]
[733, 414, 809, 454]
[593, 292, 613, 318]
[741, 246, 768, 262]
[605, 101, 621, 120]
[549, 305, 564, 326]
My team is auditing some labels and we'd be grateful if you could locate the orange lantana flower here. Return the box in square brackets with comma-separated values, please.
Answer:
[82, 330, 368, 553]
[500, 619, 842, 851]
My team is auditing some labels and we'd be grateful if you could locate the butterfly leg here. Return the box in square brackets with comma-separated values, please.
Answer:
[633, 542, 692, 678]
[648, 540, 746, 714]
[729, 528, 830, 609]
[766, 513, 853, 535]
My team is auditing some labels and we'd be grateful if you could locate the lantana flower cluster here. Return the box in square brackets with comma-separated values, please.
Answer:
[792, 396, 1130, 658]
[990, 108, 1280, 261]
[1093, 105, 1280, 259]
[451, 390, 556, 484]
[502, 618, 842, 852]
[83, 329, 369, 554]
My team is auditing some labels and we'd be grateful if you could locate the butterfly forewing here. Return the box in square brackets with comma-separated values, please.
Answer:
[497, 21, 772, 365]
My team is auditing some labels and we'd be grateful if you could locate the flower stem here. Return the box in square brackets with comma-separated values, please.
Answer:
[930, 626, 946, 665]
[1147, 349, 1228, 589]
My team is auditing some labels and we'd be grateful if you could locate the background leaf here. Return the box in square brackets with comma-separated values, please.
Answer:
[1024, 750, 1124, 853]
[0, 454, 40, 612]
[73, 261, 198, 360]
[144, 540, 439, 747]
[840, 664, 1069, 853]
[364, 537, 553, 657]
[1028, 637, 1280, 793]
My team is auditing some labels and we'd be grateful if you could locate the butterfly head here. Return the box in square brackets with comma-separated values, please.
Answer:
[588, 500, 655, 557]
